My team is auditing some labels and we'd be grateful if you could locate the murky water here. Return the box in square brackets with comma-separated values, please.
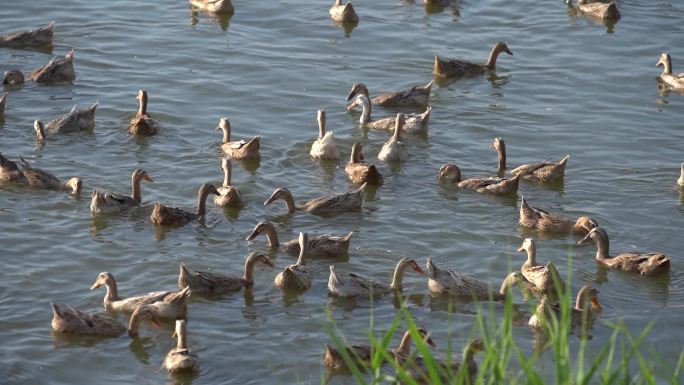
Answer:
[1, 1, 683, 384]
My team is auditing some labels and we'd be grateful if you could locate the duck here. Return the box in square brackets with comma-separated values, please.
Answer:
[398, 339, 484, 385]
[491, 137, 569, 182]
[517, 238, 565, 302]
[216, 117, 261, 160]
[0, 93, 6, 118]
[128, 89, 159, 136]
[577, 227, 670, 275]
[528, 286, 602, 329]
[214, 158, 244, 208]
[433, 42, 513, 78]
[163, 320, 200, 373]
[3, 51, 75, 84]
[17, 157, 82, 195]
[90, 271, 191, 319]
[349, 94, 431, 134]
[345, 143, 383, 185]
[438, 164, 521, 196]
[519, 196, 598, 235]
[178, 253, 273, 295]
[310, 109, 340, 160]
[0, 22, 54, 49]
[2, 70, 24, 86]
[264, 183, 365, 215]
[427, 258, 531, 300]
[345, 80, 434, 108]
[246, 220, 353, 258]
[678, 163, 684, 187]
[90, 169, 154, 214]
[567, 0, 620, 20]
[378, 114, 409, 162]
[656, 53, 684, 91]
[275, 232, 314, 290]
[41, 102, 98, 134]
[51, 303, 161, 338]
[328, 258, 425, 297]
[188, 0, 234, 13]
[329, 0, 359, 23]
[0, 153, 27, 183]
[150, 183, 220, 226]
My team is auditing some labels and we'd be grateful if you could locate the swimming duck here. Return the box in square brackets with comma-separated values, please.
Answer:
[216, 117, 261, 160]
[345, 81, 434, 108]
[492, 137, 569, 182]
[90, 169, 154, 214]
[42, 102, 97, 134]
[2, 70, 24, 86]
[214, 158, 244, 208]
[246, 220, 353, 258]
[90, 271, 191, 319]
[264, 183, 365, 215]
[164, 320, 200, 373]
[345, 143, 383, 185]
[349, 94, 431, 134]
[577, 227, 671, 275]
[275, 232, 314, 290]
[328, 258, 425, 297]
[678, 163, 684, 187]
[0, 22, 54, 49]
[150, 183, 220, 226]
[568, 0, 619, 20]
[656, 53, 684, 91]
[50, 303, 161, 337]
[433, 42, 513, 78]
[378, 114, 409, 162]
[528, 286, 601, 329]
[128, 89, 159, 136]
[329, 0, 359, 23]
[310, 109, 340, 160]
[517, 238, 565, 302]
[0, 153, 26, 183]
[398, 339, 484, 384]
[4, 51, 75, 84]
[438, 164, 521, 196]
[189, 0, 234, 13]
[17, 157, 82, 195]
[0, 93, 6, 118]
[178, 253, 273, 295]
[519, 196, 598, 235]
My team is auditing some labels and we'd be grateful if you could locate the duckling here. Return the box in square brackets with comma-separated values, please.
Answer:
[189, 0, 234, 13]
[264, 183, 365, 215]
[128, 90, 159, 136]
[151, 183, 220, 226]
[577, 227, 670, 275]
[433, 42, 513, 78]
[90, 271, 191, 319]
[214, 158, 244, 208]
[163, 320, 200, 373]
[4, 51, 75, 83]
[345, 143, 383, 185]
[216, 117, 261, 160]
[378, 114, 409, 162]
[310, 109, 340, 160]
[275, 232, 314, 290]
[519, 196, 598, 235]
[43, 102, 98, 134]
[517, 238, 565, 302]
[345, 80, 434, 108]
[656, 53, 684, 91]
[2, 70, 24, 86]
[178, 253, 273, 295]
[51, 303, 161, 337]
[492, 137, 569, 182]
[329, 0, 359, 23]
[349, 94, 431, 134]
[328, 258, 425, 297]
[0, 93, 6, 118]
[0, 22, 54, 49]
[90, 169, 154, 214]
[438, 164, 521, 196]
[17, 157, 82, 195]
[528, 286, 601, 329]
[567, 0, 619, 20]
[678, 163, 684, 187]
[0, 153, 26, 183]
[246, 220, 353, 258]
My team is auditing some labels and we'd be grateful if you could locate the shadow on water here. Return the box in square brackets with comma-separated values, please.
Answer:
[189, 6, 233, 31]
[51, 331, 116, 348]
[332, 20, 358, 38]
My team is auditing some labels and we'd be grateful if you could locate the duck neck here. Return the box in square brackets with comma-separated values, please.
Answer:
[463, 343, 477, 364]
[349, 145, 359, 164]
[295, 245, 307, 267]
[176, 323, 188, 349]
[390, 260, 409, 291]
[263, 224, 279, 248]
[498, 273, 518, 298]
[104, 279, 120, 303]
[661, 56, 673, 75]
[317, 110, 326, 139]
[36, 123, 46, 141]
[196, 188, 210, 216]
[242, 256, 259, 285]
[574, 287, 591, 312]
[281, 191, 297, 213]
[484, 46, 502, 69]
[392, 119, 402, 141]
[395, 331, 413, 355]
[594, 232, 610, 261]
[359, 98, 371, 124]
[131, 174, 142, 202]
[127, 310, 143, 336]
[222, 125, 231, 143]
[222, 164, 232, 187]
[137, 92, 148, 117]
[524, 244, 537, 267]
[496, 142, 506, 172]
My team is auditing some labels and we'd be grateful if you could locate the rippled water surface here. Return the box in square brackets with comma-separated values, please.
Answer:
[1, 1, 683, 384]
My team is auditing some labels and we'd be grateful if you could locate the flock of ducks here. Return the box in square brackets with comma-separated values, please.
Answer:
[1, 1, 682, 381]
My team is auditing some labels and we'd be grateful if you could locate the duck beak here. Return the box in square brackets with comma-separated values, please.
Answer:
[505, 47, 513, 55]
[263, 258, 275, 268]
[171, 330, 177, 338]
[345, 87, 357, 102]
[413, 265, 426, 275]
[516, 246, 525, 252]
[245, 227, 259, 241]
[214, 125, 221, 131]
[144, 175, 154, 182]
[90, 280, 101, 290]
[577, 233, 591, 246]
[426, 337, 436, 348]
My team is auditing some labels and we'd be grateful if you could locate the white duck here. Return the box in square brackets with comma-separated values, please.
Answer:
[378, 114, 408, 162]
[309, 109, 340, 160]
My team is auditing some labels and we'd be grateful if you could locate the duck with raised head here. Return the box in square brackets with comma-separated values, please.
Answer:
[0, 93, 6, 118]
[656, 53, 684, 91]
[310, 109, 340, 160]
[90, 169, 154, 214]
[129, 90, 159, 136]
[264, 183, 365, 215]
[567, 0, 620, 20]
[345, 143, 383, 185]
[246, 220, 353, 258]
[678, 163, 684, 187]
[345, 81, 434, 108]
[216, 117, 261, 160]
[328, 258, 425, 297]
[528, 285, 601, 329]
[163, 320, 200, 373]
[214, 158, 244, 208]
[17, 157, 82, 195]
[51, 303, 162, 337]
[189, 0, 233, 13]
[492, 137, 569, 182]
[438, 164, 521, 195]
[378, 114, 409, 162]
[577, 227, 670, 275]
[0, 22, 54, 49]
[151, 183, 220, 226]
[349, 94, 431, 134]
[433, 42, 513, 78]
[0, 153, 26, 183]
[3, 51, 75, 84]
[519, 196, 598, 235]
[329, 0, 359, 23]
[275, 232, 314, 290]
[41, 102, 97, 134]
[517, 238, 565, 302]
[90, 272, 190, 319]
[178, 253, 273, 295]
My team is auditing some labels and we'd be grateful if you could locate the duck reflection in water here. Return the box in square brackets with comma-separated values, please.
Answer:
[189, 5, 233, 31]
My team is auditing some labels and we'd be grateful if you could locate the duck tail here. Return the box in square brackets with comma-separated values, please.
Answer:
[178, 262, 191, 287]
[420, 106, 432, 125]
[65, 50, 74, 62]
[424, 79, 435, 92]
[426, 257, 437, 278]
[50, 303, 62, 319]
[342, 231, 354, 242]
[433, 55, 445, 76]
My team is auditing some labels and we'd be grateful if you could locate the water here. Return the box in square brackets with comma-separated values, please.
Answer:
[1, 0, 683, 384]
